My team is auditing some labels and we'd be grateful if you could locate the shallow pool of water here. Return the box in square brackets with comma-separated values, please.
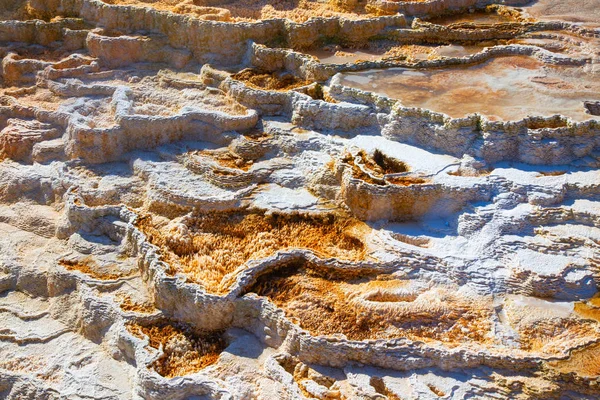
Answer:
[307, 49, 382, 64]
[434, 44, 485, 58]
[337, 56, 600, 121]
[424, 11, 512, 25]
[523, 0, 600, 27]
[307, 44, 486, 64]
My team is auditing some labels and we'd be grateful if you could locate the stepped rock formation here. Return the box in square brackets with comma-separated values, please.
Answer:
[0, 0, 599, 398]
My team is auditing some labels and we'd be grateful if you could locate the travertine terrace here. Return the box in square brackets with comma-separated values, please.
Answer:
[0, 0, 599, 398]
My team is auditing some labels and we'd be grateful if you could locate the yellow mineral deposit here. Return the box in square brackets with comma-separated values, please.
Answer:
[137, 212, 368, 292]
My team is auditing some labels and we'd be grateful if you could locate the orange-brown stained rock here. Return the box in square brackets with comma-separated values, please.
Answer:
[233, 69, 310, 91]
[574, 294, 600, 323]
[0, 0, 57, 21]
[386, 176, 427, 186]
[242, 129, 271, 141]
[355, 149, 409, 177]
[250, 263, 493, 343]
[119, 295, 156, 314]
[342, 150, 426, 187]
[137, 212, 368, 293]
[5, 88, 64, 112]
[251, 263, 377, 341]
[341, 151, 386, 185]
[517, 319, 600, 356]
[59, 258, 135, 280]
[447, 168, 492, 177]
[276, 354, 342, 398]
[100, 0, 376, 22]
[426, 384, 446, 397]
[536, 170, 567, 177]
[370, 376, 403, 399]
[588, 293, 600, 308]
[198, 149, 254, 171]
[128, 322, 225, 377]
[424, 9, 515, 25]
[172, 1, 232, 21]
[546, 343, 600, 378]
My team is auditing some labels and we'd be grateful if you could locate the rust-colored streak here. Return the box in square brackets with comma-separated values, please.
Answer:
[128, 322, 225, 377]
